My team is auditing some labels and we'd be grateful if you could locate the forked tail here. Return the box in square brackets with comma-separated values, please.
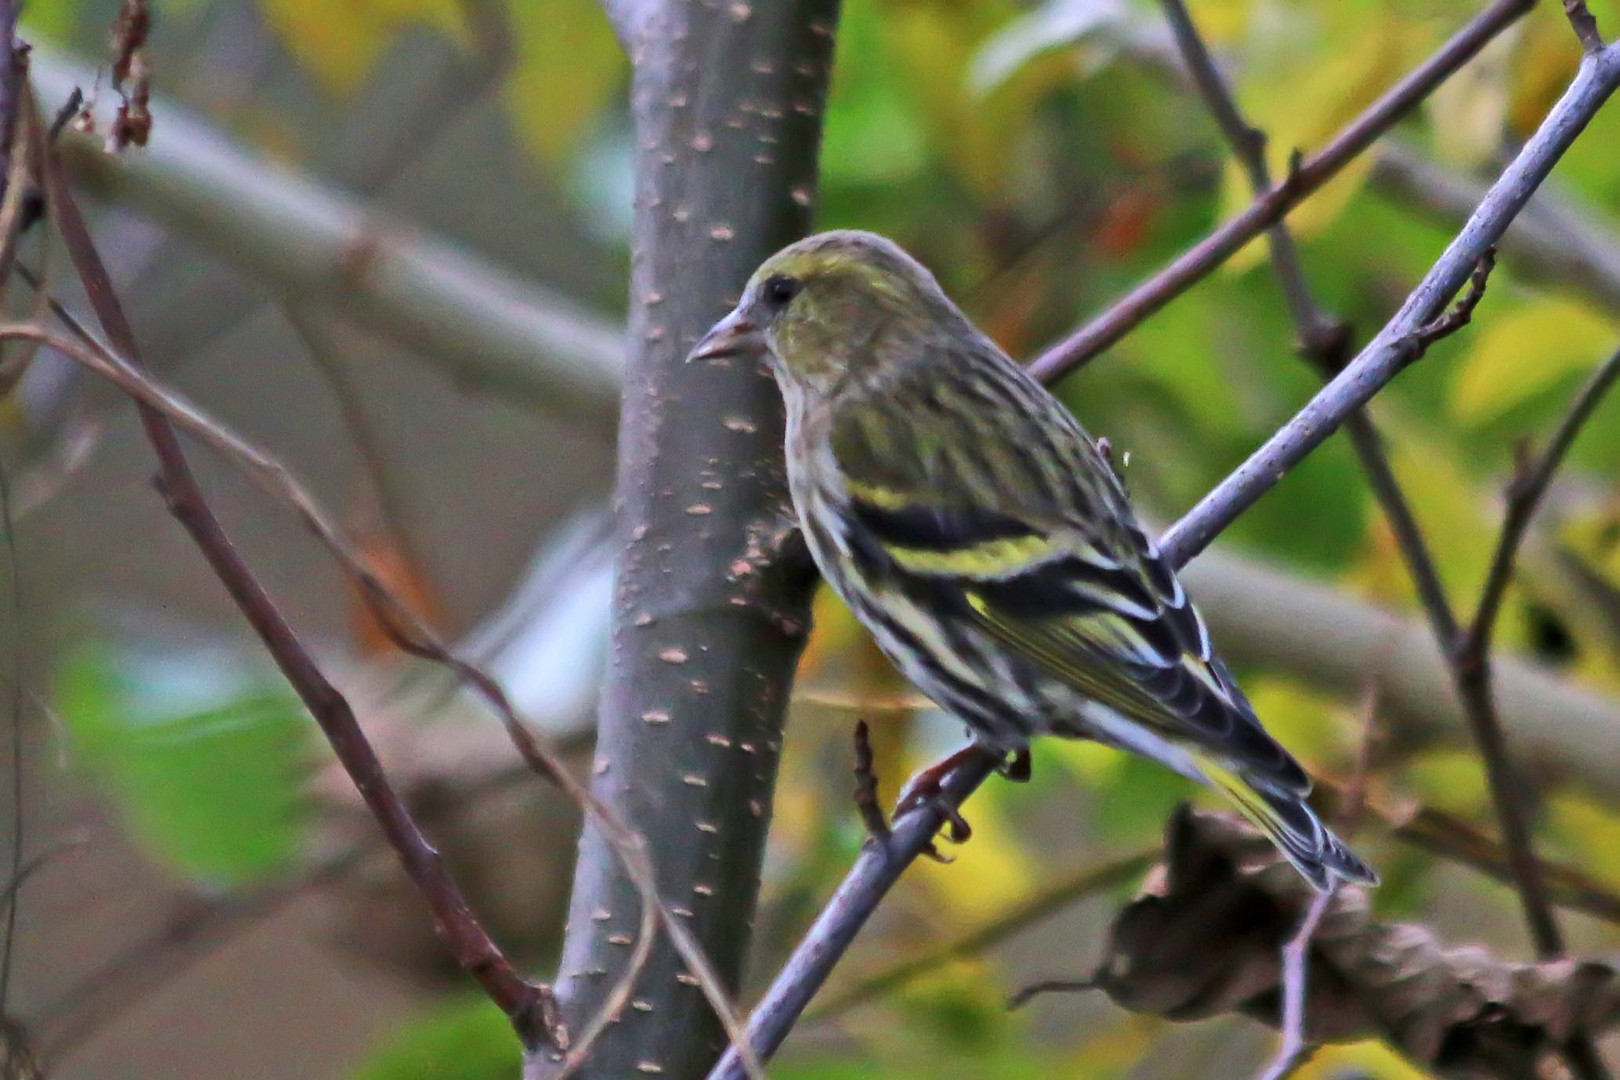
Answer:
[1195, 753, 1378, 890]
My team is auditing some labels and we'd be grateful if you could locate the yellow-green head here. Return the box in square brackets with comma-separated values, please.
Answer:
[689, 230, 974, 396]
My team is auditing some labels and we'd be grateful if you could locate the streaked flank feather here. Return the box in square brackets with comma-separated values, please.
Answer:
[689, 229, 1376, 890]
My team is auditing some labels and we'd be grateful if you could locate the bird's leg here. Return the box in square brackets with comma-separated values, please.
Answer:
[894, 743, 1008, 854]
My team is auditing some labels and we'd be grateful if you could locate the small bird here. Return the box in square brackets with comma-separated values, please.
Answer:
[690, 230, 1375, 890]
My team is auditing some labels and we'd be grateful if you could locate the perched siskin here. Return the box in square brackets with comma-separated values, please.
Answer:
[690, 230, 1375, 890]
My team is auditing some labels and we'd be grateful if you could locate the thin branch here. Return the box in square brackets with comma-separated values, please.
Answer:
[1471, 344, 1620, 659]
[1149, 3, 1606, 1033]
[1160, 0, 1590, 981]
[1160, 43, 1620, 567]
[1156, 0, 1464, 650]
[1027, 0, 1535, 383]
[705, 753, 999, 1080]
[15, 287, 776, 1075]
[1255, 888, 1334, 1080]
[1448, 342, 1620, 966]
[35, 129, 562, 1046]
[283, 305, 438, 607]
[1567, 0, 1605, 53]
[1372, 140, 1620, 318]
[1153, 17, 1501, 1074]
[708, 40, 1620, 1080]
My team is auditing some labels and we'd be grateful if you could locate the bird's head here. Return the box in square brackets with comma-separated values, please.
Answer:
[689, 230, 960, 398]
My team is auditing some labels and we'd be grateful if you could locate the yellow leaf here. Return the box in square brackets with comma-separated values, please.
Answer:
[1449, 296, 1619, 426]
[1221, 11, 1416, 271]
[504, 0, 625, 165]
[1508, 5, 1583, 138]
[258, 0, 469, 96]
[1400, 749, 1490, 820]
[1348, 432, 1530, 646]
[1295, 1038, 1428, 1080]
[1244, 676, 1353, 769]
[1426, 29, 1513, 168]
[1546, 790, 1620, 893]
[1183, 0, 1251, 47]
[883, 1, 1035, 200]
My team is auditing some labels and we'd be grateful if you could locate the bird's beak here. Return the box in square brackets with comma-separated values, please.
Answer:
[688, 309, 765, 363]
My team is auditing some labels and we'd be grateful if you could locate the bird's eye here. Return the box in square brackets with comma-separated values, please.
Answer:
[762, 274, 800, 308]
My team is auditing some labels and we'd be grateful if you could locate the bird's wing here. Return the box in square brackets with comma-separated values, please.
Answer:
[831, 394, 1309, 793]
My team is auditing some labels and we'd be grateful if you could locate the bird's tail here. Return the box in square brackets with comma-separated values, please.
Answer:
[1194, 753, 1378, 891]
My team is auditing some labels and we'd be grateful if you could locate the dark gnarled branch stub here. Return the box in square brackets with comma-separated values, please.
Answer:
[1087, 808, 1620, 1079]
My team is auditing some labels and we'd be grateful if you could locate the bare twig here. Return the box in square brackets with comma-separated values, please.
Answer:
[0, 0, 22, 1025]
[1472, 344, 1620, 661]
[1155, 13, 1607, 1055]
[1449, 343, 1620, 965]
[1161, 0, 1593, 995]
[1567, 0, 1605, 53]
[1027, 0, 1535, 383]
[1006, 978, 1098, 1010]
[851, 721, 890, 845]
[1256, 887, 1334, 1080]
[7, 301, 763, 1075]
[1161, 44, 1620, 567]
[705, 753, 999, 1080]
[1372, 139, 1620, 320]
[1156, 0, 1465, 678]
[283, 305, 438, 609]
[34, 140, 566, 1043]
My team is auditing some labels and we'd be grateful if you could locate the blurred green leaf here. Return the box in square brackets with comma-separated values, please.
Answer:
[822, 0, 930, 188]
[258, 0, 472, 95]
[351, 997, 519, 1080]
[1449, 295, 1619, 426]
[1219, 429, 1366, 572]
[504, 0, 626, 166]
[55, 639, 311, 884]
[19, 0, 87, 42]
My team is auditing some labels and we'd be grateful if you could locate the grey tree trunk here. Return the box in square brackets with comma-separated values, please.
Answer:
[534, 3, 839, 1077]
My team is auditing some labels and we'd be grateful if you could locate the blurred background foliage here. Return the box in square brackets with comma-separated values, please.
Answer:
[11, 0, 1620, 1077]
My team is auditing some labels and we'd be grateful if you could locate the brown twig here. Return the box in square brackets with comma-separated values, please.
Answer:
[1566, 0, 1605, 54]
[1026, 0, 1535, 383]
[1450, 342, 1620, 965]
[5, 306, 760, 1075]
[1006, 978, 1098, 1010]
[1163, 0, 1582, 1006]
[851, 720, 890, 845]
[1148, 15, 1578, 1068]
[32, 121, 563, 1046]
[1154, 0, 1465, 733]
[1411, 249, 1497, 348]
